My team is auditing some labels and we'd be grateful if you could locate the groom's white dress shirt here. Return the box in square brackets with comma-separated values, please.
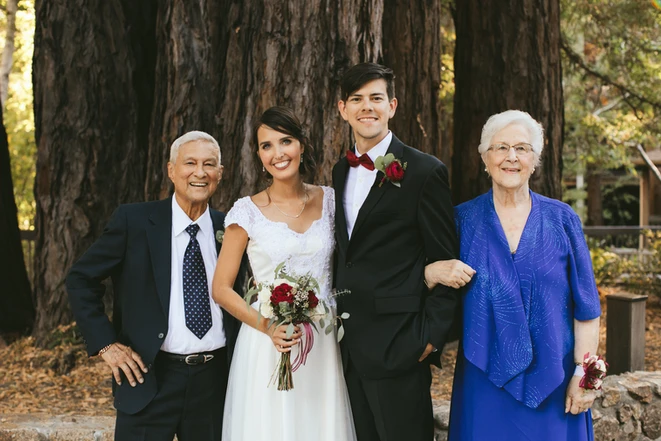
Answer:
[343, 131, 392, 238]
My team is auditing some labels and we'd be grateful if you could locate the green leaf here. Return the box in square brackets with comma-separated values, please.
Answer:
[319, 318, 325, 329]
[286, 323, 295, 339]
[274, 261, 286, 277]
[374, 155, 385, 171]
[383, 153, 395, 166]
[337, 325, 345, 342]
[325, 325, 334, 335]
[340, 312, 350, 319]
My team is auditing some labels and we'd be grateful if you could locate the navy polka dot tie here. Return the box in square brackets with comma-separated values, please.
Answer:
[183, 224, 212, 339]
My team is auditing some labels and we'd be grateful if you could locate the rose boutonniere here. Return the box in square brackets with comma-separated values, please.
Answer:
[215, 229, 225, 244]
[374, 153, 407, 187]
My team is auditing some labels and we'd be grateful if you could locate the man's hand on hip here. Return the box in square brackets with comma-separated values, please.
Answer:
[101, 343, 148, 387]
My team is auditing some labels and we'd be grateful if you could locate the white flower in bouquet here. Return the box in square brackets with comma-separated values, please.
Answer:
[257, 284, 274, 318]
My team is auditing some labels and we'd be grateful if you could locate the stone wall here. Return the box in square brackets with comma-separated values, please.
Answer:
[1, 372, 660, 440]
[433, 371, 661, 441]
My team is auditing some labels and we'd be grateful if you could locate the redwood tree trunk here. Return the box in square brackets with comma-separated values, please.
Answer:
[31, 0, 156, 341]
[0, 107, 34, 333]
[144, 0, 384, 209]
[452, 0, 563, 203]
[382, 0, 445, 164]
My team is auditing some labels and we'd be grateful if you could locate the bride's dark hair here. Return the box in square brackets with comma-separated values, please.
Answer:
[252, 106, 316, 183]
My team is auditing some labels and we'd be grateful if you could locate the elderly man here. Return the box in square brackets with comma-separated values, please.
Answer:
[67, 131, 244, 441]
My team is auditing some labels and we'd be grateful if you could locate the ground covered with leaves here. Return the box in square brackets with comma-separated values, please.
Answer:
[1, 291, 660, 414]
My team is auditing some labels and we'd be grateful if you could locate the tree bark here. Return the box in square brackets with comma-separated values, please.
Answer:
[31, 0, 156, 342]
[0, 106, 34, 333]
[0, 0, 18, 107]
[452, 0, 563, 203]
[144, 0, 384, 210]
[381, 0, 446, 164]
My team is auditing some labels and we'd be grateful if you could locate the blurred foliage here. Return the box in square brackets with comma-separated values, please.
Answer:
[1, 0, 35, 230]
[589, 230, 661, 296]
[561, 0, 661, 202]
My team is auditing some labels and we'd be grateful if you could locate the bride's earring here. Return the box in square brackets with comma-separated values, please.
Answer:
[262, 166, 265, 173]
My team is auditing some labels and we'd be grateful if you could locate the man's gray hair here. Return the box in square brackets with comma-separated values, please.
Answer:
[478, 110, 544, 166]
[169, 131, 221, 164]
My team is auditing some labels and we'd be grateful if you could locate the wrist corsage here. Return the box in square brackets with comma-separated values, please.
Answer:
[374, 153, 407, 187]
[578, 352, 608, 390]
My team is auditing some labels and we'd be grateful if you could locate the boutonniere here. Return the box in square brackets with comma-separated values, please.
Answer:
[374, 153, 407, 187]
[215, 229, 225, 244]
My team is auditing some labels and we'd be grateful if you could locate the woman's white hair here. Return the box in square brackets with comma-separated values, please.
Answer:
[478, 110, 544, 166]
[169, 131, 221, 164]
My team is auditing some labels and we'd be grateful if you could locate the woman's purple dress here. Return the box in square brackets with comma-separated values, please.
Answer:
[448, 190, 601, 441]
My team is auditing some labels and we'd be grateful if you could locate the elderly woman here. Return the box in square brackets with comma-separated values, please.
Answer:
[426, 110, 602, 440]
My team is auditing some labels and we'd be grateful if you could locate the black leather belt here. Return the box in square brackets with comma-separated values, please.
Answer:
[160, 348, 224, 366]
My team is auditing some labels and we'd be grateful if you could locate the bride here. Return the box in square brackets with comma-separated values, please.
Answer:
[212, 106, 357, 441]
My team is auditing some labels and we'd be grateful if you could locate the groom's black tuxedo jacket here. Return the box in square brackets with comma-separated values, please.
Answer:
[333, 134, 459, 378]
[66, 197, 245, 414]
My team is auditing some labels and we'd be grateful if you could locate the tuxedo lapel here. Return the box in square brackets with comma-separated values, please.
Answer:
[350, 136, 405, 239]
[146, 199, 173, 318]
[334, 157, 350, 250]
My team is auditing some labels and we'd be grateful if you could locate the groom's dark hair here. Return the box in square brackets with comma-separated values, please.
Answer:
[340, 63, 396, 101]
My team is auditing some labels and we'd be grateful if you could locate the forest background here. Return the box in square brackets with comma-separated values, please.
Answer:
[1, 0, 660, 345]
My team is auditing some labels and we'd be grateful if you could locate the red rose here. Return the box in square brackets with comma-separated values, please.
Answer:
[307, 291, 319, 308]
[385, 161, 405, 181]
[271, 283, 294, 304]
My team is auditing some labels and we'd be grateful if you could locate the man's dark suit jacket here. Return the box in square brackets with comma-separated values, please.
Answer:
[333, 134, 460, 378]
[66, 197, 245, 415]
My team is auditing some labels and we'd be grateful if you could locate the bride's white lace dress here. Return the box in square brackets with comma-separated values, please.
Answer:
[221, 186, 356, 441]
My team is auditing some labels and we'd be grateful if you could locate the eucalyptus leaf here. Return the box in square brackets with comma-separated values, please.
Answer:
[319, 318, 325, 329]
[337, 325, 345, 342]
[340, 312, 350, 319]
[274, 261, 286, 277]
[392, 181, 401, 188]
[325, 325, 333, 335]
[374, 155, 385, 171]
[383, 153, 395, 165]
[286, 322, 295, 339]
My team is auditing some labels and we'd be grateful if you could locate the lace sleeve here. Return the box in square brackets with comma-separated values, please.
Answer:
[224, 197, 255, 237]
[322, 186, 336, 227]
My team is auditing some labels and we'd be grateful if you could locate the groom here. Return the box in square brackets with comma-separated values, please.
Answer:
[333, 62, 459, 441]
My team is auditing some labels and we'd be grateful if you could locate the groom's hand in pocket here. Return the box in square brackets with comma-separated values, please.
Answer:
[418, 343, 435, 362]
[100, 342, 148, 387]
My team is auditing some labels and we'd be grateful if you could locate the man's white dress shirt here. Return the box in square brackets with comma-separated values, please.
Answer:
[161, 196, 226, 354]
[343, 131, 392, 238]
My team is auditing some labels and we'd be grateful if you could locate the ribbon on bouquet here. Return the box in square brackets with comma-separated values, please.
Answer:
[290, 321, 314, 372]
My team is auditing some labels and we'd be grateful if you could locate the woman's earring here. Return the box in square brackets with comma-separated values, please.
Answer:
[300, 156, 303, 164]
[262, 166, 265, 172]
[532, 167, 536, 173]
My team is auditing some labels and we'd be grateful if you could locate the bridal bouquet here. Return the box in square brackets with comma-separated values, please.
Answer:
[246, 262, 349, 391]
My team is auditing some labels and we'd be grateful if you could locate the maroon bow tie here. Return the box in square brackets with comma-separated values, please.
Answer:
[346, 150, 375, 171]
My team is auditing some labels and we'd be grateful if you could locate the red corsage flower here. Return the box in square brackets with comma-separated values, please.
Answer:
[375, 153, 407, 187]
[579, 353, 608, 390]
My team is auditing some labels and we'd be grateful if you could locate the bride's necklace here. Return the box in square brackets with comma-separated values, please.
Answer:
[265, 185, 309, 219]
